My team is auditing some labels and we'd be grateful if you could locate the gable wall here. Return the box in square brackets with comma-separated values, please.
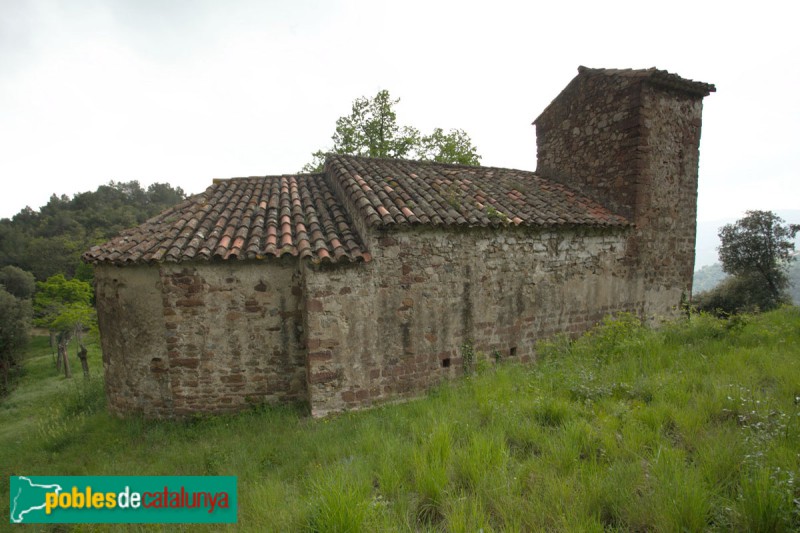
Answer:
[95, 261, 306, 417]
[303, 225, 642, 416]
[535, 73, 642, 220]
[158, 261, 306, 415]
[95, 265, 172, 417]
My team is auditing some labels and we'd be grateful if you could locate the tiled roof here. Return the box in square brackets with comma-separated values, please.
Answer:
[83, 174, 371, 265]
[326, 155, 629, 229]
[84, 155, 629, 266]
[577, 66, 716, 97]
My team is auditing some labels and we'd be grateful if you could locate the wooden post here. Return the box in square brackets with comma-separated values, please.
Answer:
[78, 344, 89, 378]
[58, 332, 72, 379]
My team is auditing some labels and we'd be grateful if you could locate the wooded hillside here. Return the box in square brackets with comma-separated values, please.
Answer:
[0, 181, 186, 281]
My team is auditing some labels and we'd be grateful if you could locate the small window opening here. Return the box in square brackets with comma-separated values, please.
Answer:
[441, 357, 451, 368]
[509, 347, 518, 357]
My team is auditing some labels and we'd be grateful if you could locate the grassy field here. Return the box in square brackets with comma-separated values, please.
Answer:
[2, 308, 800, 532]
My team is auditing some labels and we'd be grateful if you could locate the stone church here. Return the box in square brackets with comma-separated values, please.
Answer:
[83, 66, 715, 417]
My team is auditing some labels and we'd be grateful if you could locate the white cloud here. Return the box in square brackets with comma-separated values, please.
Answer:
[0, 0, 797, 223]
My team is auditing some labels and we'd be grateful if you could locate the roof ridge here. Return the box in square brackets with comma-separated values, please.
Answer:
[212, 172, 324, 184]
[325, 154, 629, 230]
[325, 152, 529, 174]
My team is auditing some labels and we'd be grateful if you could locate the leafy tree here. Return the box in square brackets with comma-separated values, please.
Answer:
[0, 287, 31, 392]
[0, 266, 36, 300]
[33, 274, 96, 378]
[0, 180, 186, 280]
[303, 90, 481, 172]
[701, 210, 799, 313]
[417, 128, 481, 165]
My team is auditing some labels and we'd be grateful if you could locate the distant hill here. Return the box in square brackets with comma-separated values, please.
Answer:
[0, 181, 186, 281]
[693, 263, 727, 294]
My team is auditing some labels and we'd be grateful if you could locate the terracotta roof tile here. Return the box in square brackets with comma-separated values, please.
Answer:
[326, 155, 629, 229]
[83, 174, 371, 265]
[85, 155, 631, 266]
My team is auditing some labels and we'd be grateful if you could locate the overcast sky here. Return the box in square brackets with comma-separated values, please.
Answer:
[1, 0, 798, 227]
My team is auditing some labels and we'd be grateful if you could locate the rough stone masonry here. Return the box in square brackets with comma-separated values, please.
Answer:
[84, 66, 715, 418]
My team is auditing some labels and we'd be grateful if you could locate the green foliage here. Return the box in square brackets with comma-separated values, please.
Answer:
[306, 463, 373, 532]
[0, 180, 186, 280]
[35, 273, 92, 308]
[0, 267, 34, 392]
[332, 89, 418, 160]
[38, 377, 105, 452]
[0, 265, 36, 300]
[303, 90, 481, 172]
[736, 466, 796, 532]
[417, 127, 481, 166]
[694, 273, 777, 315]
[460, 339, 475, 375]
[715, 210, 799, 312]
[485, 205, 509, 223]
[33, 274, 95, 336]
[0, 287, 31, 393]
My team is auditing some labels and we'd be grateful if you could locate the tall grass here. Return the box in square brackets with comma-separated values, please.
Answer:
[1, 307, 799, 531]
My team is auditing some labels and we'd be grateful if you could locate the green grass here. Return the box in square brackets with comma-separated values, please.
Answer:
[2, 308, 800, 531]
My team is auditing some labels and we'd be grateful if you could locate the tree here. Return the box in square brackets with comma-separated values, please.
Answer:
[0, 180, 186, 281]
[33, 274, 96, 378]
[0, 266, 36, 300]
[0, 287, 31, 392]
[715, 210, 799, 311]
[417, 128, 481, 165]
[303, 90, 481, 172]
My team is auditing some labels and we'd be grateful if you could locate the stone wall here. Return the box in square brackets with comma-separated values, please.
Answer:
[635, 85, 703, 308]
[534, 70, 706, 314]
[303, 225, 643, 416]
[534, 72, 643, 220]
[95, 265, 172, 416]
[95, 260, 306, 417]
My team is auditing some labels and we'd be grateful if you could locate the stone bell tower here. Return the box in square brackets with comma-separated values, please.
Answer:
[534, 66, 715, 314]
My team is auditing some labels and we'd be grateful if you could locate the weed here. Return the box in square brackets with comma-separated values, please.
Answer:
[461, 339, 474, 376]
[492, 349, 502, 364]
[453, 432, 508, 490]
[62, 375, 106, 417]
[736, 466, 795, 532]
[531, 397, 572, 428]
[413, 424, 453, 525]
[485, 205, 508, 223]
[306, 464, 373, 532]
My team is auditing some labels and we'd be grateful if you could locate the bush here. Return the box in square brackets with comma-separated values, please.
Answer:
[0, 287, 31, 393]
[694, 274, 789, 316]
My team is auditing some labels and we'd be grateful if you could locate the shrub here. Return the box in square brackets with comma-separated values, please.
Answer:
[694, 273, 789, 316]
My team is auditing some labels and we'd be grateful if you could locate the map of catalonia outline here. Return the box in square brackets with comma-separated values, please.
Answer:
[10, 476, 63, 523]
